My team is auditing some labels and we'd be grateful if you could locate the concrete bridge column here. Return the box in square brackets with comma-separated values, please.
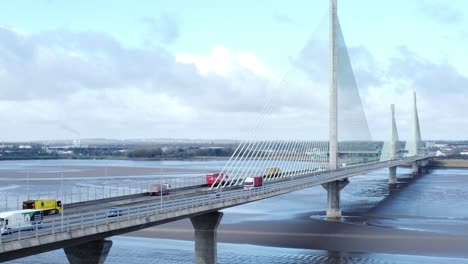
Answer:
[421, 159, 429, 166]
[321, 179, 349, 219]
[389, 166, 397, 184]
[190, 211, 223, 264]
[64, 239, 112, 264]
[412, 161, 420, 174]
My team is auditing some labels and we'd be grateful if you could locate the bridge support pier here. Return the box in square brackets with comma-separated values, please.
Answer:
[421, 159, 429, 166]
[412, 161, 420, 174]
[190, 211, 223, 264]
[321, 179, 349, 219]
[389, 166, 397, 184]
[64, 239, 112, 264]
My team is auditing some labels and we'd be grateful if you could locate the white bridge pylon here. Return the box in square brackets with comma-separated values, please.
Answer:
[380, 104, 400, 162]
[209, 1, 420, 190]
[209, 0, 372, 190]
[405, 91, 423, 157]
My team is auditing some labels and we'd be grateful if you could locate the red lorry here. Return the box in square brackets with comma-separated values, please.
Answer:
[243, 176, 263, 189]
[206, 173, 228, 186]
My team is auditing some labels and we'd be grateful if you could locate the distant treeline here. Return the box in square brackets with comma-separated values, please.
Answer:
[127, 146, 236, 159]
[0, 145, 58, 160]
[127, 147, 163, 158]
[437, 154, 468, 160]
[0, 143, 239, 160]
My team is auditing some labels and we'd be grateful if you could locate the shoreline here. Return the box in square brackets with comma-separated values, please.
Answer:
[0, 165, 210, 179]
[430, 159, 468, 169]
[0, 156, 231, 162]
[2, 156, 468, 169]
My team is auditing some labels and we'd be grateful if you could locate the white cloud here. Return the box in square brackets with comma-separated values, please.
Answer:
[176, 45, 273, 79]
[236, 52, 268, 77]
[176, 46, 234, 76]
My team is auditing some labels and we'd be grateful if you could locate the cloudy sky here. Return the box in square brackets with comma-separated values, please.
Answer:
[0, 0, 467, 142]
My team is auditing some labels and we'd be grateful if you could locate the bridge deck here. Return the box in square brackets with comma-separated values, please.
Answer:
[0, 156, 431, 262]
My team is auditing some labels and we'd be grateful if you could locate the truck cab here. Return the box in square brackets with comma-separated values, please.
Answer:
[243, 176, 263, 189]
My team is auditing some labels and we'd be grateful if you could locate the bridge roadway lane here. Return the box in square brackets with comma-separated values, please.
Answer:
[0, 156, 431, 262]
[53, 156, 424, 218]
[45, 167, 330, 217]
[46, 175, 308, 217]
[52, 184, 218, 217]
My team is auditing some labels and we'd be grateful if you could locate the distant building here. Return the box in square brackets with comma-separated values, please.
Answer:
[198, 146, 224, 150]
[57, 150, 74, 155]
[72, 139, 81, 148]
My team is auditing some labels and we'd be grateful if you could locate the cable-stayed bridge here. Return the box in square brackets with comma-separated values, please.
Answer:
[0, 1, 433, 263]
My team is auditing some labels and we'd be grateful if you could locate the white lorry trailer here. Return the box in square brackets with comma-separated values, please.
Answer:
[0, 209, 44, 236]
[148, 183, 171, 196]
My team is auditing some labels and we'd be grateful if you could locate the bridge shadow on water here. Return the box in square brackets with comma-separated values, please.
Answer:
[348, 167, 433, 222]
[306, 167, 433, 224]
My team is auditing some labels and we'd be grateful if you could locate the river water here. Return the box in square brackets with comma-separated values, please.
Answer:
[1, 160, 467, 264]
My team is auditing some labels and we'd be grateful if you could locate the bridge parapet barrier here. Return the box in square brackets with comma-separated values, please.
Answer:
[65, 183, 207, 209]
